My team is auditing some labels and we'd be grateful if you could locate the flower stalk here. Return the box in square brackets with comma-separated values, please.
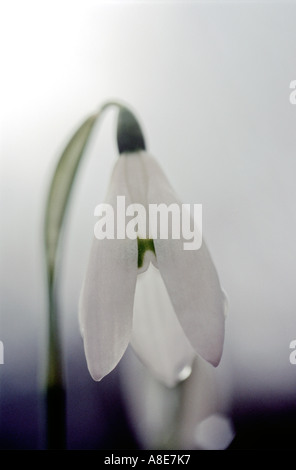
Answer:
[44, 99, 144, 448]
[45, 287, 66, 449]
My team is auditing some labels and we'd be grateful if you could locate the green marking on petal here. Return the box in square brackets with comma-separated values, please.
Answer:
[137, 238, 156, 268]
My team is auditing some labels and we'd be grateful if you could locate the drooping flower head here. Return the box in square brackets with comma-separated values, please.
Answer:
[79, 107, 226, 387]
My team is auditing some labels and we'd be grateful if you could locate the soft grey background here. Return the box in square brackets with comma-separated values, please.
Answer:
[1, 0, 296, 448]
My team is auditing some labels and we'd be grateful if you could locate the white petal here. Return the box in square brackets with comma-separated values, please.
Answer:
[79, 155, 141, 380]
[113, 152, 149, 208]
[131, 263, 196, 387]
[154, 239, 225, 366]
[79, 237, 137, 381]
[143, 153, 226, 366]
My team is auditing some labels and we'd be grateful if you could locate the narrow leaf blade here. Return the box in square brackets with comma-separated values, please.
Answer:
[44, 113, 98, 282]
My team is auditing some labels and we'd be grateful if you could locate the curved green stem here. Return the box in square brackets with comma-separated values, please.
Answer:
[44, 99, 145, 449]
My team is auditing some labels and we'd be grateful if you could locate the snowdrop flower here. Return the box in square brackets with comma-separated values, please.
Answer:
[79, 108, 226, 387]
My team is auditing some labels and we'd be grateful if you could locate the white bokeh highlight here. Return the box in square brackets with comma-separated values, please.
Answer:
[194, 414, 235, 450]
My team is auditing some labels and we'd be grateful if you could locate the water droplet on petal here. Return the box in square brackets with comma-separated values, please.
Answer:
[177, 364, 192, 382]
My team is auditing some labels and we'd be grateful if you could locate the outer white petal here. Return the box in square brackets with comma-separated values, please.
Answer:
[131, 263, 196, 388]
[80, 237, 137, 381]
[79, 155, 145, 380]
[143, 153, 226, 366]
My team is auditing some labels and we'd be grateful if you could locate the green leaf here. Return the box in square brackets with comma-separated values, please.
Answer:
[44, 113, 99, 285]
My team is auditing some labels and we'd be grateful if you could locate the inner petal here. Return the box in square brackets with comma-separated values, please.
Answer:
[131, 263, 196, 387]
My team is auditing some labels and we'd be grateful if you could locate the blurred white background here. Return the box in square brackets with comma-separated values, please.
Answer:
[1, 0, 296, 449]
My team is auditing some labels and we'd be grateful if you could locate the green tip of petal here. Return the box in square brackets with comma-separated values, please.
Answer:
[137, 238, 155, 268]
[117, 107, 146, 155]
